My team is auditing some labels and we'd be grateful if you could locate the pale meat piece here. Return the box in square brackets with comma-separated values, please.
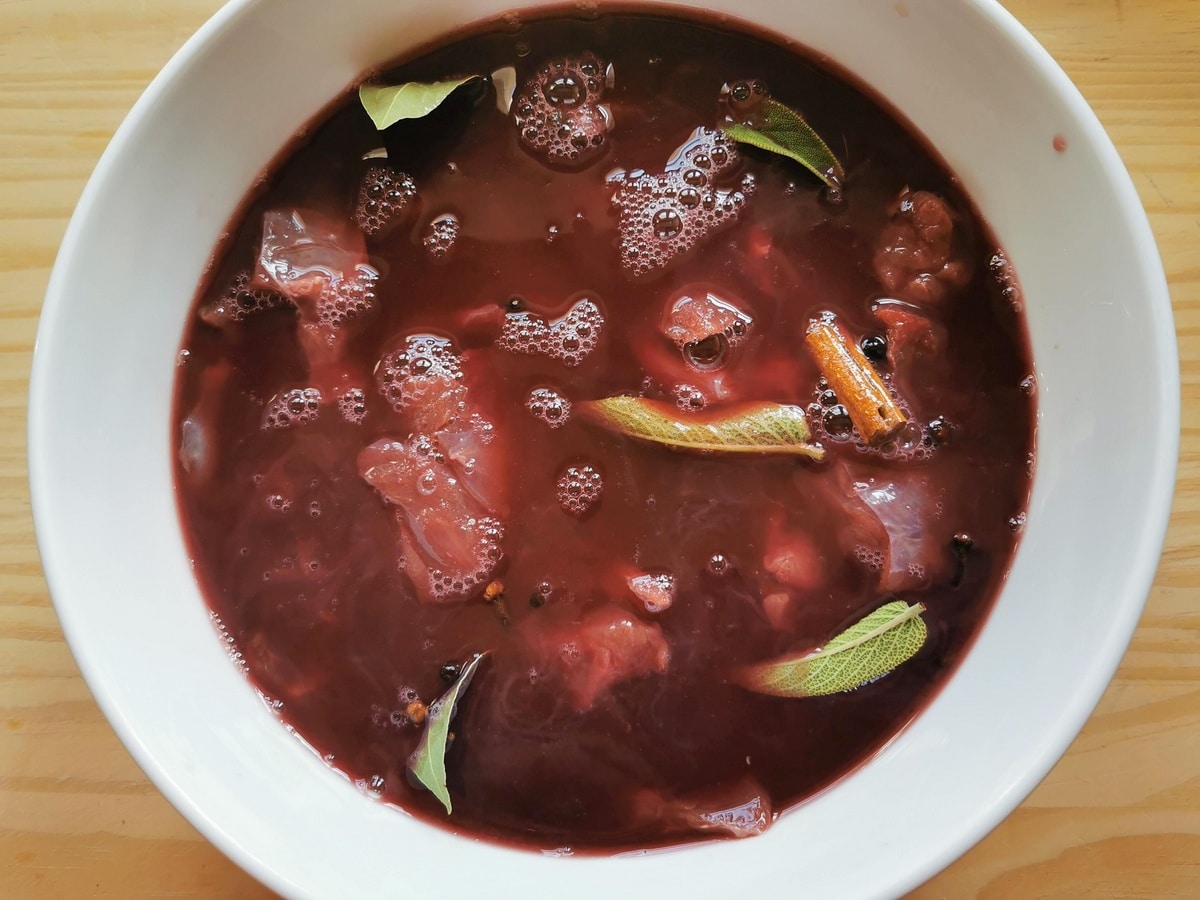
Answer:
[523, 604, 670, 711]
[852, 471, 950, 592]
[630, 777, 773, 839]
[358, 437, 504, 603]
[252, 208, 380, 392]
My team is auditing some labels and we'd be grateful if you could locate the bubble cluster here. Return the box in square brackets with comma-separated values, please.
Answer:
[423, 213, 460, 261]
[854, 545, 885, 571]
[673, 384, 708, 411]
[199, 271, 292, 327]
[354, 773, 387, 797]
[556, 463, 603, 516]
[354, 164, 417, 236]
[720, 78, 770, 115]
[560, 641, 582, 662]
[807, 379, 935, 463]
[375, 334, 465, 416]
[989, 251, 1023, 312]
[211, 611, 247, 673]
[526, 387, 572, 428]
[337, 387, 367, 424]
[262, 387, 322, 430]
[372, 686, 429, 732]
[426, 515, 506, 601]
[611, 127, 754, 279]
[497, 296, 604, 367]
[513, 54, 613, 168]
[315, 267, 378, 328]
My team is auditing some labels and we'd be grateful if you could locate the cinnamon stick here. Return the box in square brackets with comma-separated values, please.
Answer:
[805, 314, 907, 444]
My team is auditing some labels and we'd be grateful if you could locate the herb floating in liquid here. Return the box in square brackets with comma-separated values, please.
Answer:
[723, 98, 845, 191]
[580, 397, 825, 459]
[407, 652, 487, 814]
[738, 600, 927, 697]
[359, 75, 485, 131]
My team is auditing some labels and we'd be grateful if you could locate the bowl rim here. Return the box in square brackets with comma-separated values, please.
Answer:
[28, 0, 1180, 897]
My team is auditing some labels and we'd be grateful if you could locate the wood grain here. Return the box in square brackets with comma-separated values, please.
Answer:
[0, 0, 1196, 896]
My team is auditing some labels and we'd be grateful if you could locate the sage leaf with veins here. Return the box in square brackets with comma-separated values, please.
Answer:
[723, 97, 845, 191]
[579, 397, 824, 459]
[407, 652, 487, 814]
[359, 75, 484, 131]
[738, 601, 926, 697]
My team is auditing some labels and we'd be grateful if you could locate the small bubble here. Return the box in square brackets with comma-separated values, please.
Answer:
[823, 405, 854, 439]
[652, 208, 683, 239]
[707, 553, 731, 576]
[683, 333, 728, 370]
[417, 470, 437, 495]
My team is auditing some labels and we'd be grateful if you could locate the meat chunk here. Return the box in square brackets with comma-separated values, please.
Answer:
[873, 190, 967, 306]
[662, 290, 752, 348]
[254, 208, 375, 304]
[631, 777, 773, 839]
[358, 436, 503, 603]
[525, 604, 670, 711]
[852, 472, 950, 591]
[762, 517, 823, 592]
[625, 570, 677, 614]
[873, 299, 943, 367]
[245, 208, 381, 392]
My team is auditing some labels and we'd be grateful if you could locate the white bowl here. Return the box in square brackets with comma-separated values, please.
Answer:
[29, 0, 1177, 897]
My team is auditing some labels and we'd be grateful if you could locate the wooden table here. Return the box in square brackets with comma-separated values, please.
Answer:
[1, 1, 1196, 896]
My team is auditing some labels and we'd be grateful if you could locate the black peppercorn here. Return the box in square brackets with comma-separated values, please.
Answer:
[860, 333, 888, 362]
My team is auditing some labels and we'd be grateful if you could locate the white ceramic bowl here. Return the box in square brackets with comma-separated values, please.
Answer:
[29, 0, 1177, 897]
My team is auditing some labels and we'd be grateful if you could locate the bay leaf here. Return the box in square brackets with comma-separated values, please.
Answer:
[407, 652, 486, 814]
[358, 75, 483, 131]
[579, 397, 824, 459]
[723, 98, 845, 190]
[738, 600, 926, 697]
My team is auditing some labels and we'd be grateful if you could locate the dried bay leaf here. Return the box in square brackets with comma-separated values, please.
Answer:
[359, 75, 484, 131]
[407, 652, 487, 814]
[738, 601, 926, 697]
[724, 98, 845, 190]
[579, 397, 824, 459]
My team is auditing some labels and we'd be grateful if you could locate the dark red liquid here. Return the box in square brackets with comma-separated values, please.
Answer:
[174, 8, 1035, 852]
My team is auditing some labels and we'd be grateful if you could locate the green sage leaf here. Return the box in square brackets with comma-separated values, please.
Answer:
[723, 98, 845, 190]
[738, 600, 926, 697]
[407, 652, 486, 814]
[359, 75, 484, 131]
[579, 397, 824, 459]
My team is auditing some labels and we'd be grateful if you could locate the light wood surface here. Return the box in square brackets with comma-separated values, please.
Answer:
[1, 1, 1196, 896]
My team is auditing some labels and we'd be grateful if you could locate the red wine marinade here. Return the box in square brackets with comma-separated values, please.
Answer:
[174, 8, 1035, 852]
